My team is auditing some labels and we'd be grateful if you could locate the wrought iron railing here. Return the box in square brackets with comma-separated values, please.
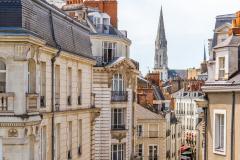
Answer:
[111, 91, 128, 102]
[111, 124, 126, 130]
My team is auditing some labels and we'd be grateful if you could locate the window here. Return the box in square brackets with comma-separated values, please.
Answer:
[68, 121, 72, 159]
[56, 124, 60, 160]
[40, 62, 46, 107]
[78, 120, 82, 156]
[103, 42, 116, 63]
[41, 126, 47, 160]
[111, 143, 125, 160]
[28, 59, 36, 93]
[112, 74, 124, 92]
[137, 125, 143, 137]
[111, 108, 125, 130]
[137, 144, 143, 158]
[0, 60, 6, 93]
[77, 70, 82, 105]
[213, 110, 226, 155]
[218, 57, 225, 80]
[55, 65, 60, 109]
[67, 67, 72, 106]
[149, 145, 158, 160]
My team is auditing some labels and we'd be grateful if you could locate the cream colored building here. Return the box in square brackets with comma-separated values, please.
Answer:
[134, 105, 181, 160]
[199, 12, 240, 160]
[0, 1, 99, 160]
[89, 15, 138, 160]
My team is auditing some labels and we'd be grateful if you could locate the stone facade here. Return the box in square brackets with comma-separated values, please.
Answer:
[0, 1, 100, 160]
[134, 105, 181, 160]
[199, 11, 240, 160]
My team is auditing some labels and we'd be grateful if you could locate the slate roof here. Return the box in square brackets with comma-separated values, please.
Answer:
[168, 69, 188, 80]
[214, 35, 240, 48]
[212, 14, 235, 48]
[0, 0, 94, 60]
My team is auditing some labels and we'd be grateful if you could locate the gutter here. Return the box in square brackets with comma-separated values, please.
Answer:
[50, 10, 62, 160]
[231, 91, 235, 160]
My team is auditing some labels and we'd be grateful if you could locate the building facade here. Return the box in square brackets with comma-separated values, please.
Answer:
[62, 1, 139, 159]
[173, 90, 204, 147]
[0, 0, 100, 160]
[200, 11, 240, 160]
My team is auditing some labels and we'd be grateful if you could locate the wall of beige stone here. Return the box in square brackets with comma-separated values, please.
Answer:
[0, 36, 95, 160]
[207, 92, 240, 160]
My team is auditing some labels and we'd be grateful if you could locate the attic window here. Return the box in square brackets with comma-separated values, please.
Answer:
[218, 57, 225, 80]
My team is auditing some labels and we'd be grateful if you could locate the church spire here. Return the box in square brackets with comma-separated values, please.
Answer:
[154, 6, 168, 81]
[155, 6, 167, 47]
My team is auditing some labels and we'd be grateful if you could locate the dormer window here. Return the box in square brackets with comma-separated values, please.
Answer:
[103, 18, 110, 26]
[103, 42, 116, 63]
[93, 17, 101, 26]
[218, 57, 225, 80]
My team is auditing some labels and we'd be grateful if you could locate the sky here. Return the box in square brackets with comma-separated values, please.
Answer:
[117, 0, 239, 75]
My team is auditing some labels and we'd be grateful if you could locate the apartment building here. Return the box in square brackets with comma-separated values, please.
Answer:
[134, 105, 181, 160]
[62, 1, 139, 159]
[173, 90, 204, 146]
[199, 12, 240, 160]
[0, 0, 99, 160]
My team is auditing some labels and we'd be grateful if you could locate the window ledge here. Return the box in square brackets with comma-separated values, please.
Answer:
[213, 149, 226, 156]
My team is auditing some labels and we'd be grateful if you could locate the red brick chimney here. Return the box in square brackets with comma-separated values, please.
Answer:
[229, 11, 240, 36]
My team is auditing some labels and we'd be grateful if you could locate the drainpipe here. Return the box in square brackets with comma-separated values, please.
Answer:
[203, 107, 207, 160]
[231, 91, 235, 160]
[50, 10, 62, 160]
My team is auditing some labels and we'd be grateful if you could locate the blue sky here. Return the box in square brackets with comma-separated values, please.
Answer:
[118, 0, 239, 75]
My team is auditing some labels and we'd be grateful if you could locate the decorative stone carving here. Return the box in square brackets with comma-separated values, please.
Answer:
[8, 128, 18, 137]
[111, 131, 127, 142]
[14, 44, 40, 62]
[14, 44, 31, 61]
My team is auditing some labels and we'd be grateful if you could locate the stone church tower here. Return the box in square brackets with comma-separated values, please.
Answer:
[154, 7, 168, 81]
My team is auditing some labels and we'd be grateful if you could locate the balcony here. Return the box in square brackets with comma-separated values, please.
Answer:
[111, 124, 126, 130]
[111, 91, 128, 102]
[26, 93, 39, 112]
[0, 93, 14, 112]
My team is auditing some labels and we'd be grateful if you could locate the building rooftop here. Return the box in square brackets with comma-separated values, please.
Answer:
[0, 0, 94, 60]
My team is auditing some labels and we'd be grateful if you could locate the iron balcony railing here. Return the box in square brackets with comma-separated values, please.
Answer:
[111, 91, 128, 102]
[111, 124, 126, 130]
[134, 156, 159, 160]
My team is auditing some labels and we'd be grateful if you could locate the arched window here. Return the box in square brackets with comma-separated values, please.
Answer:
[112, 73, 124, 92]
[28, 59, 36, 93]
[0, 60, 6, 93]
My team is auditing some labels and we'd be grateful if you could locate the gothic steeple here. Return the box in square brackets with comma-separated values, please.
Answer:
[154, 6, 168, 69]
[154, 6, 168, 81]
[155, 6, 167, 48]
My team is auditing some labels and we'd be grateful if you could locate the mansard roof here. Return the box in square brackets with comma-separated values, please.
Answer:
[214, 35, 240, 49]
[0, 0, 94, 60]
[212, 13, 235, 48]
